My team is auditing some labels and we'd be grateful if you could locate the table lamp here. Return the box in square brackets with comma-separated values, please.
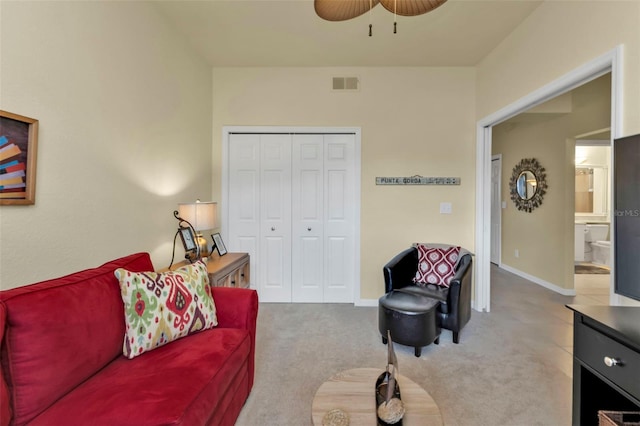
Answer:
[178, 200, 218, 257]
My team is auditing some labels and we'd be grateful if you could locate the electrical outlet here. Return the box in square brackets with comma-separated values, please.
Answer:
[515, 249, 519, 258]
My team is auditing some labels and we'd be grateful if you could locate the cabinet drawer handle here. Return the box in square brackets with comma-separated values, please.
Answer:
[231, 280, 236, 285]
[271, 227, 276, 231]
[604, 356, 622, 367]
[241, 273, 245, 277]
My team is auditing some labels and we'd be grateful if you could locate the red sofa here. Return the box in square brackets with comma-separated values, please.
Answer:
[0, 253, 258, 426]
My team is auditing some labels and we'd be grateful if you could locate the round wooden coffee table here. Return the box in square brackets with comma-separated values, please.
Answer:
[311, 368, 442, 425]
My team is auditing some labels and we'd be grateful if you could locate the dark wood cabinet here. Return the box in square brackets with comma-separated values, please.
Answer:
[567, 305, 640, 426]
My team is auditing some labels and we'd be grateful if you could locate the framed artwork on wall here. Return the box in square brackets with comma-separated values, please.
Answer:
[0, 110, 39, 205]
[211, 233, 227, 256]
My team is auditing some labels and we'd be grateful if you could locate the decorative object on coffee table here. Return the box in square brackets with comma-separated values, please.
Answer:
[322, 408, 349, 426]
[376, 330, 405, 425]
[312, 368, 442, 425]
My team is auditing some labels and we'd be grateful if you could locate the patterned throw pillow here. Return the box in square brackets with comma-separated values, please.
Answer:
[114, 260, 217, 359]
[413, 245, 461, 288]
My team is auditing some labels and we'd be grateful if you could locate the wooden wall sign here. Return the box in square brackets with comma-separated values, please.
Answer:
[376, 176, 460, 185]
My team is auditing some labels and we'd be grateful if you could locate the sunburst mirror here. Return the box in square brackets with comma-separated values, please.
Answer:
[509, 158, 548, 213]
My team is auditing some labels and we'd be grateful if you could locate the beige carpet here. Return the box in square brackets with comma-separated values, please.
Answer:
[236, 269, 574, 426]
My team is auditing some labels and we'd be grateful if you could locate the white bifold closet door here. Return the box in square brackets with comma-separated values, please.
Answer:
[228, 132, 355, 303]
[228, 134, 292, 303]
[292, 134, 355, 302]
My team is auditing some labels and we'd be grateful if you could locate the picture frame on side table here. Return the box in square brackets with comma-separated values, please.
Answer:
[0, 110, 39, 205]
[211, 233, 227, 256]
[179, 227, 197, 252]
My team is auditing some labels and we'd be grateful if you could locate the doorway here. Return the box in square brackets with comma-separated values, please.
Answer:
[475, 47, 622, 312]
[490, 155, 502, 266]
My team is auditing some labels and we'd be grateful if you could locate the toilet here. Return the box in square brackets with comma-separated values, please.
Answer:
[584, 224, 610, 266]
[591, 240, 611, 267]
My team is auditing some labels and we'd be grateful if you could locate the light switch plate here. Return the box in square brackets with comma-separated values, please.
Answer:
[440, 202, 452, 214]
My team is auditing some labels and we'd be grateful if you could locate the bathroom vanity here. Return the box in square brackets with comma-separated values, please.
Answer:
[567, 305, 640, 426]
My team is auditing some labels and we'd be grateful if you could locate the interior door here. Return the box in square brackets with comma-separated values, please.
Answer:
[292, 135, 324, 302]
[259, 134, 292, 302]
[228, 134, 261, 285]
[323, 134, 355, 303]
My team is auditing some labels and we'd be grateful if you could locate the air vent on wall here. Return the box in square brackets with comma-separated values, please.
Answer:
[332, 77, 359, 91]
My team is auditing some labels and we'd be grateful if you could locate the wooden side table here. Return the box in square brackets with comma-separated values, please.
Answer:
[164, 252, 250, 289]
[207, 252, 250, 288]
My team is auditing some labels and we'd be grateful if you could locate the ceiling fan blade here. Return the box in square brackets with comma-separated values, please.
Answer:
[314, 0, 381, 22]
[379, 0, 447, 17]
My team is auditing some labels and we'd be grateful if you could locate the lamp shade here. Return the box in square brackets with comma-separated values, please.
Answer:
[178, 201, 218, 231]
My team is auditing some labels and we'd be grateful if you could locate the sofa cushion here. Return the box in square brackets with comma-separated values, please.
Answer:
[413, 245, 460, 288]
[212, 287, 259, 393]
[0, 253, 154, 426]
[412, 243, 472, 270]
[0, 303, 10, 426]
[115, 259, 218, 359]
[26, 327, 251, 426]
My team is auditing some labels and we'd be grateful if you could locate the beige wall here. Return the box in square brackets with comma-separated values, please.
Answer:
[212, 67, 476, 300]
[492, 74, 611, 289]
[0, 2, 213, 290]
[493, 74, 611, 290]
[477, 1, 640, 137]
[493, 117, 572, 288]
[479, 1, 640, 305]
[3, 0, 639, 304]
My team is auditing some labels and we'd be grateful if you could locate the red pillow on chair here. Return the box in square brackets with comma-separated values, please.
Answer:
[413, 245, 461, 288]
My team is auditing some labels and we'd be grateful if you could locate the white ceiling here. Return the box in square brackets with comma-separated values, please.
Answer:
[154, 0, 543, 67]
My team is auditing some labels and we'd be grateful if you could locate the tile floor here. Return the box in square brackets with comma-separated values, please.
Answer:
[491, 263, 611, 380]
[574, 271, 612, 305]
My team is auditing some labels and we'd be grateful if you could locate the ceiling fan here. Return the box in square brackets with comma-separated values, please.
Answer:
[314, 0, 447, 35]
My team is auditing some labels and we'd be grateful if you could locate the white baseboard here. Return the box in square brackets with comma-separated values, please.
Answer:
[355, 298, 378, 307]
[500, 264, 577, 296]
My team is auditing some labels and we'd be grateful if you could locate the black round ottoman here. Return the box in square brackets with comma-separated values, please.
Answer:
[378, 290, 441, 357]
